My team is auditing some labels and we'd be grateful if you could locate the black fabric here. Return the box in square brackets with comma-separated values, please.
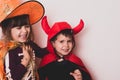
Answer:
[28, 41, 49, 58]
[4, 41, 48, 80]
[8, 47, 26, 80]
[38, 60, 91, 80]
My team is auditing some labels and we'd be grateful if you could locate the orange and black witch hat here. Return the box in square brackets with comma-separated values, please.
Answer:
[0, 0, 45, 25]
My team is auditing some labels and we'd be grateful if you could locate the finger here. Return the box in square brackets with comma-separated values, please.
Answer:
[24, 45, 31, 52]
[22, 45, 30, 56]
[70, 69, 82, 80]
[70, 72, 82, 80]
[22, 44, 26, 52]
[74, 69, 81, 75]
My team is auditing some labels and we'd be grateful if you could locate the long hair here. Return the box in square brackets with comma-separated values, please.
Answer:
[0, 14, 33, 41]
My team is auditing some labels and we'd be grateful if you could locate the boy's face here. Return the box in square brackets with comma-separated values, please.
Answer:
[51, 34, 74, 57]
[11, 25, 30, 43]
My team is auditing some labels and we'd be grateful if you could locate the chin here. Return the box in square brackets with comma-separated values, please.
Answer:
[63, 53, 70, 56]
[19, 40, 27, 43]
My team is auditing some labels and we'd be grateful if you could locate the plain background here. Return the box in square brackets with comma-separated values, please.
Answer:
[0, 0, 120, 80]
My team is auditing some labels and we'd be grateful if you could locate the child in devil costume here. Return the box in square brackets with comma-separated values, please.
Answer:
[38, 16, 92, 80]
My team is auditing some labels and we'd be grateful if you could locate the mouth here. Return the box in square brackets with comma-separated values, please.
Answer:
[63, 49, 70, 52]
[19, 34, 28, 40]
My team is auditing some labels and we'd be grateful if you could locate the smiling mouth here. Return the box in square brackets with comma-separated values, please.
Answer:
[63, 49, 70, 52]
[19, 34, 28, 38]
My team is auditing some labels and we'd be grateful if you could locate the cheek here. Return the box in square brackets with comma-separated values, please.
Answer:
[11, 29, 19, 39]
[11, 30, 14, 35]
[27, 28, 31, 33]
[52, 42, 60, 49]
[26, 28, 31, 36]
[69, 43, 74, 48]
[51, 42, 56, 48]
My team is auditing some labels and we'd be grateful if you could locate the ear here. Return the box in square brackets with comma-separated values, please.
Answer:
[73, 19, 84, 34]
[41, 16, 50, 34]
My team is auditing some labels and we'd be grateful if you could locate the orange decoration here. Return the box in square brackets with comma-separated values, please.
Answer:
[0, 40, 21, 80]
[0, 0, 20, 22]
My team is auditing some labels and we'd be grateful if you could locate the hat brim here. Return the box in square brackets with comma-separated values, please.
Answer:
[0, 0, 20, 22]
[6, 1, 45, 25]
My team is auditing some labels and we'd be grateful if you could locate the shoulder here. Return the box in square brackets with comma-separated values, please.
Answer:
[0, 40, 8, 58]
[0, 40, 5, 47]
[0, 40, 8, 51]
[0, 40, 21, 51]
[67, 54, 85, 67]
[40, 53, 57, 67]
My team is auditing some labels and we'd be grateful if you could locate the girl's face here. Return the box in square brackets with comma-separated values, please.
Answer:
[11, 25, 30, 43]
[51, 34, 74, 57]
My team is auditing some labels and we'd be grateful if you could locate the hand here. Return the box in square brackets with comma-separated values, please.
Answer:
[21, 44, 32, 67]
[70, 69, 82, 80]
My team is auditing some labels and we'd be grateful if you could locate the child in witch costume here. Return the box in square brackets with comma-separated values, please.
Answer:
[0, 1, 48, 80]
[38, 16, 92, 80]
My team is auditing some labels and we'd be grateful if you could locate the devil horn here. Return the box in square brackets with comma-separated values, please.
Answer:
[41, 16, 50, 34]
[73, 19, 84, 34]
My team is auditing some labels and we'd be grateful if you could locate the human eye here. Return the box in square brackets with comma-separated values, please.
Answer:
[15, 26, 21, 29]
[60, 40, 64, 43]
[68, 40, 72, 43]
[25, 25, 30, 28]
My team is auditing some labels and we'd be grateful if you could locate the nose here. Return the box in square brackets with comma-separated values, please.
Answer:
[64, 42, 69, 47]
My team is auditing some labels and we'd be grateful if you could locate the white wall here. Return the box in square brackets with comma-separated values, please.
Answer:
[1, 0, 120, 80]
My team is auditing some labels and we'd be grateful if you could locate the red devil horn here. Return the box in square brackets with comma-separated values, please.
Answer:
[73, 19, 84, 34]
[41, 16, 50, 34]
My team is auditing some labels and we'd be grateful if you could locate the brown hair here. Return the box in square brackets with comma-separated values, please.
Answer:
[0, 14, 33, 41]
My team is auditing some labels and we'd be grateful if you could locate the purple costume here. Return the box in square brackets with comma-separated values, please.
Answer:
[4, 41, 48, 80]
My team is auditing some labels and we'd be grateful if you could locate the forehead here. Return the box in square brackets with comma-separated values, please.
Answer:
[56, 34, 72, 40]
[12, 24, 30, 27]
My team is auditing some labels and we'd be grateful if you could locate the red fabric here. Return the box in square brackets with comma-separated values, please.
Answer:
[40, 15, 84, 66]
[41, 16, 84, 40]
[40, 52, 89, 73]
[40, 16, 91, 75]
[41, 16, 84, 54]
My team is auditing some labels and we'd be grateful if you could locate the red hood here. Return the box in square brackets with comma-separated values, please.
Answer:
[41, 16, 84, 54]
